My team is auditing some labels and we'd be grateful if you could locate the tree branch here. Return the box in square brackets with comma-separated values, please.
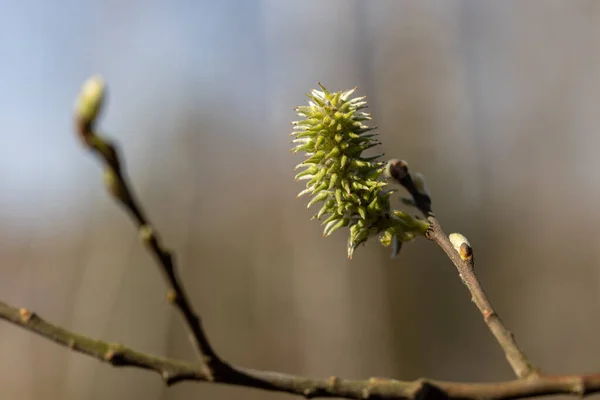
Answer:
[387, 159, 538, 379]
[1, 299, 599, 400]
[0, 301, 201, 385]
[425, 218, 538, 379]
[74, 76, 224, 380]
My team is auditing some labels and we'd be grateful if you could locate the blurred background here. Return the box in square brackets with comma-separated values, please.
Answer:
[1, 0, 600, 399]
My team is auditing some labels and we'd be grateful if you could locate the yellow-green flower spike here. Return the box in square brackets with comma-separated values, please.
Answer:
[291, 84, 430, 258]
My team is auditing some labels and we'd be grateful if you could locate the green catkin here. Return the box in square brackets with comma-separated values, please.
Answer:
[291, 84, 429, 258]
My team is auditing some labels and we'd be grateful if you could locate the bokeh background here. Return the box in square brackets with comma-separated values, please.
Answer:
[2, 1, 600, 399]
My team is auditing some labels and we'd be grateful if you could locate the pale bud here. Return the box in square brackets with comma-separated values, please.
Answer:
[449, 232, 473, 261]
[75, 75, 106, 127]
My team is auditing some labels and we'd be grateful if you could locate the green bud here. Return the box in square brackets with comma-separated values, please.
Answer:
[316, 199, 335, 220]
[295, 166, 318, 181]
[75, 75, 106, 128]
[307, 190, 329, 208]
[328, 173, 339, 190]
[324, 218, 349, 237]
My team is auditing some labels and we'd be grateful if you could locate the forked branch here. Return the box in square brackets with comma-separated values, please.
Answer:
[1, 300, 600, 399]
[0, 79, 596, 400]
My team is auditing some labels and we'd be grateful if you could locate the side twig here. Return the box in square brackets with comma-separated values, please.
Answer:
[387, 159, 538, 379]
[1, 300, 599, 400]
[425, 218, 538, 379]
[73, 76, 224, 380]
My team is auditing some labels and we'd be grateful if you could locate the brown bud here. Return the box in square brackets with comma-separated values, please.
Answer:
[459, 242, 473, 260]
[384, 159, 409, 182]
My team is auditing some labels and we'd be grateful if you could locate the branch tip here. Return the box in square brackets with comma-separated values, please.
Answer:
[74, 74, 106, 130]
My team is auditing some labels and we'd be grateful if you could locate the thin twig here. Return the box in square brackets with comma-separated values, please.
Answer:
[425, 217, 538, 379]
[388, 160, 538, 379]
[0, 300, 598, 400]
[76, 120, 224, 380]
